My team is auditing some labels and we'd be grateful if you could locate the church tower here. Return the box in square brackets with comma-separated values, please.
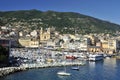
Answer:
[39, 27, 51, 42]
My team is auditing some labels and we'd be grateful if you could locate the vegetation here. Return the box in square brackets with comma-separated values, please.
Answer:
[0, 9, 120, 34]
[0, 45, 9, 64]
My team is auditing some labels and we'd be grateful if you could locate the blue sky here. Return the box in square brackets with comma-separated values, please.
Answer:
[0, 0, 120, 24]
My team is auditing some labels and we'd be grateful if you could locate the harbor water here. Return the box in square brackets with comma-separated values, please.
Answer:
[1, 58, 120, 80]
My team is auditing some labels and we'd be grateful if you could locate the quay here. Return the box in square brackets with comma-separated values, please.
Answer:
[0, 62, 85, 77]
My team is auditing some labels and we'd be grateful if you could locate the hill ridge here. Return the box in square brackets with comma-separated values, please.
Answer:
[0, 10, 120, 34]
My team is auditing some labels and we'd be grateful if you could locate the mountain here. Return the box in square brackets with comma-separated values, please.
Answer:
[0, 9, 120, 34]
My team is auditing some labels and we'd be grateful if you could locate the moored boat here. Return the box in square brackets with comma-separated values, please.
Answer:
[57, 71, 71, 76]
[57, 63, 71, 76]
[66, 55, 77, 59]
[89, 54, 104, 61]
[71, 66, 79, 70]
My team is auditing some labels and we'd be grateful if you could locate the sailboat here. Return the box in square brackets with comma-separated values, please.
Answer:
[57, 67, 71, 76]
[71, 60, 79, 71]
[57, 71, 71, 76]
[57, 61, 71, 76]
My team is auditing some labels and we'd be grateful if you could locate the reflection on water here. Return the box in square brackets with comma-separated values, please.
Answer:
[104, 58, 116, 68]
[103, 58, 119, 80]
[58, 75, 69, 80]
[89, 61, 96, 68]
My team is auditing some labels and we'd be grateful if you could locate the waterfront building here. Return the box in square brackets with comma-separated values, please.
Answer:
[88, 46, 101, 52]
[87, 40, 102, 52]
[101, 39, 119, 54]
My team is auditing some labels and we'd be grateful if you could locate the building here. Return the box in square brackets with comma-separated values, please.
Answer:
[18, 38, 31, 47]
[18, 38, 39, 48]
[88, 35, 100, 46]
[101, 39, 119, 54]
[18, 27, 52, 48]
[80, 37, 91, 51]
[40, 27, 51, 42]
[88, 46, 101, 52]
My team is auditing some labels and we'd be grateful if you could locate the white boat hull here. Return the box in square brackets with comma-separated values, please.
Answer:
[57, 71, 71, 76]
[71, 67, 79, 70]
[89, 54, 104, 61]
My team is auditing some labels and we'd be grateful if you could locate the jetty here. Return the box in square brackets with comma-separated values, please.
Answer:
[0, 67, 26, 77]
[0, 61, 85, 77]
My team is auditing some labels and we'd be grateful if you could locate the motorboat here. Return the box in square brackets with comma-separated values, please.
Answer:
[57, 71, 71, 76]
[71, 66, 79, 70]
[66, 55, 77, 59]
[89, 54, 104, 61]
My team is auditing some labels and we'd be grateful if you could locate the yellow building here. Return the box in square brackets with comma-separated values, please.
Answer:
[88, 46, 101, 52]
[101, 40, 108, 49]
[18, 38, 39, 47]
[18, 38, 31, 47]
[40, 27, 51, 42]
[29, 40, 39, 47]
[88, 35, 99, 46]
[18, 27, 51, 47]
[101, 39, 118, 54]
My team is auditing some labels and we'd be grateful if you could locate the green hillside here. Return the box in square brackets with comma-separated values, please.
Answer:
[0, 9, 120, 34]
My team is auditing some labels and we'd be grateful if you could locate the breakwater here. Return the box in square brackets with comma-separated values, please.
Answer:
[0, 67, 26, 77]
[0, 62, 85, 77]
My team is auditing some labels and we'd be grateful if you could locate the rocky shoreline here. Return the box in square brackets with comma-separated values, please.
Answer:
[0, 62, 85, 77]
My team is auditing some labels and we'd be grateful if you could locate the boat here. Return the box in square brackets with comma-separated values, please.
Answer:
[57, 71, 71, 76]
[57, 63, 71, 76]
[66, 55, 77, 59]
[89, 54, 104, 61]
[71, 66, 79, 70]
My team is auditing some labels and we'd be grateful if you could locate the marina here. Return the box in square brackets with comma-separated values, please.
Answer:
[0, 48, 112, 77]
[0, 47, 119, 78]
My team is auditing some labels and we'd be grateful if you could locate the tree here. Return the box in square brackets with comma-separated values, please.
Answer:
[0, 45, 9, 64]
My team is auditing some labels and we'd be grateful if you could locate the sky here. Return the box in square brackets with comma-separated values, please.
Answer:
[0, 0, 120, 25]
